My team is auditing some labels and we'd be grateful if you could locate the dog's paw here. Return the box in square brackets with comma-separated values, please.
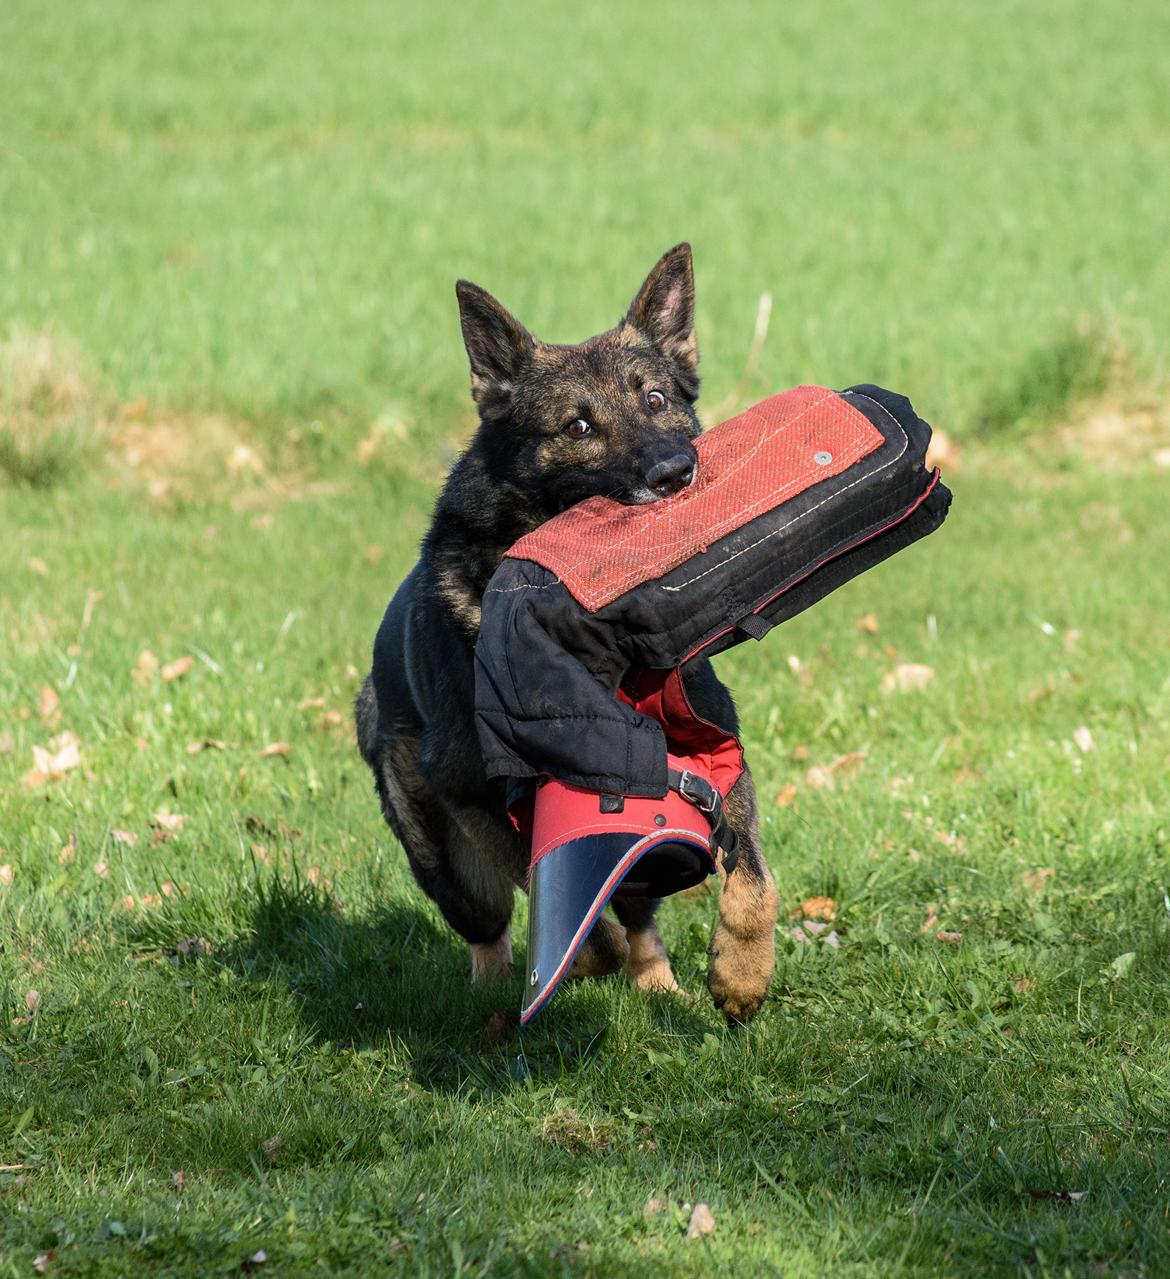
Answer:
[566, 915, 629, 980]
[706, 927, 773, 1026]
[470, 934, 513, 982]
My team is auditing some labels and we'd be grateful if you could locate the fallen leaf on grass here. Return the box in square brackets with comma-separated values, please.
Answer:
[27, 556, 48, 577]
[881, 664, 935, 694]
[936, 930, 964, 946]
[1022, 867, 1054, 893]
[258, 742, 291, 759]
[925, 428, 960, 474]
[643, 1195, 666, 1220]
[132, 650, 160, 683]
[111, 829, 138, 847]
[151, 812, 186, 834]
[297, 696, 326, 710]
[773, 783, 797, 808]
[790, 896, 837, 922]
[185, 738, 227, 754]
[38, 685, 60, 722]
[805, 765, 835, 790]
[855, 612, 879, 634]
[93, 860, 108, 878]
[59, 835, 77, 865]
[686, 1203, 716, 1239]
[25, 989, 40, 1014]
[23, 731, 83, 789]
[240, 1250, 267, 1272]
[362, 545, 383, 566]
[0, 864, 14, 886]
[33, 1252, 55, 1274]
[161, 656, 194, 682]
[1072, 726, 1095, 753]
[171, 1170, 186, 1192]
[0, 729, 14, 754]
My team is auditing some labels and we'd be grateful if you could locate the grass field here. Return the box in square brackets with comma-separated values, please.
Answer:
[3, 1, 1170, 1274]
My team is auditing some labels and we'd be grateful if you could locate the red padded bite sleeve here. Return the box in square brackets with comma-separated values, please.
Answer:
[505, 386, 883, 612]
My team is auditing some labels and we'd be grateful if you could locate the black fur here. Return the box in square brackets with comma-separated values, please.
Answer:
[356, 244, 777, 1016]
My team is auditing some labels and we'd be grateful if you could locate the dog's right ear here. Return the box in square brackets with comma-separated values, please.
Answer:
[455, 280, 534, 408]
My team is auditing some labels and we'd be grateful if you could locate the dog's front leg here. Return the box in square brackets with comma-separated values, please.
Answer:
[706, 768, 778, 1025]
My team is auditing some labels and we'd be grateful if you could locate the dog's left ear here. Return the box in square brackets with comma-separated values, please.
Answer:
[455, 279, 535, 410]
[625, 243, 698, 393]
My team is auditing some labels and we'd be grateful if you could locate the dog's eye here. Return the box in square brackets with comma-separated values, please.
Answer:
[645, 389, 666, 413]
[564, 418, 592, 438]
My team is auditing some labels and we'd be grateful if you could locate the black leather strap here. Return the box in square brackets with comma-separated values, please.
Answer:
[666, 768, 740, 875]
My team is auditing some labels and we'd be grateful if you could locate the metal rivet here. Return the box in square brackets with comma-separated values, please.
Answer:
[814, 450, 833, 466]
[654, 813, 667, 827]
[530, 969, 539, 984]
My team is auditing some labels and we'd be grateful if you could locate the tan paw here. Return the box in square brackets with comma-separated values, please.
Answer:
[706, 925, 774, 1025]
[566, 915, 629, 979]
[624, 928, 683, 995]
[470, 933, 513, 982]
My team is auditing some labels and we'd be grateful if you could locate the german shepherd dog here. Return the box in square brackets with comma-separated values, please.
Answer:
[355, 244, 779, 1024]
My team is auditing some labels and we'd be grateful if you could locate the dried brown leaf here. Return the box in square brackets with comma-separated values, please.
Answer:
[774, 783, 797, 808]
[0, 864, 14, 886]
[686, 1203, 716, 1239]
[59, 834, 77, 865]
[258, 742, 291, 759]
[855, 612, 879, 634]
[132, 649, 160, 684]
[790, 896, 837, 922]
[111, 829, 138, 848]
[881, 663, 935, 694]
[1022, 867, 1055, 893]
[161, 655, 194, 682]
[805, 764, 835, 790]
[38, 685, 60, 722]
[936, 930, 964, 946]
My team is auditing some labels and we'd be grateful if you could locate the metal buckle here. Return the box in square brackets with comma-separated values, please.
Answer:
[676, 769, 718, 816]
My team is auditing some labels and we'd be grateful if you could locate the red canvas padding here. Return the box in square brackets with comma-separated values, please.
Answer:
[527, 768, 712, 871]
[506, 385, 883, 613]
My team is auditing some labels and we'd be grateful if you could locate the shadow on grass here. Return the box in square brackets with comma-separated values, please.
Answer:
[229, 865, 712, 1095]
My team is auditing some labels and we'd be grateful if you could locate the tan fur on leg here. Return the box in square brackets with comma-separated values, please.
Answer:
[624, 926, 682, 994]
[566, 914, 629, 979]
[707, 861, 778, 1024]
[470, 932, 513, 982]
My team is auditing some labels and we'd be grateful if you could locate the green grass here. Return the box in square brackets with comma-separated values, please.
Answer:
[3, 1, 1170, 1274]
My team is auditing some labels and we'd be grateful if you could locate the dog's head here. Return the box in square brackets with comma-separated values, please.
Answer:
[456, 244, 702, 515]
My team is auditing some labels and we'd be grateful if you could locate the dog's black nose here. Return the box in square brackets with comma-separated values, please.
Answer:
[644, 453, 695, 496]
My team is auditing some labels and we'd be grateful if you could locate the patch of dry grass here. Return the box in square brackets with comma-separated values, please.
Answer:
[0, 327, 105, 487]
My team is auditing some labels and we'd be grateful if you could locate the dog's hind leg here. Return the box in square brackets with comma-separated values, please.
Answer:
[706, 766, 778, 1026]
[367, 729, 515, 981]
[610, 897, 681, 994]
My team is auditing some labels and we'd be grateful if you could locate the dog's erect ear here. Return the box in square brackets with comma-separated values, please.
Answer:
[625, 243, 698, 388]
[455, 280, 534, 407]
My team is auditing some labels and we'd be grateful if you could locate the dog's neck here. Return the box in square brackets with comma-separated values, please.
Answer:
[426, 443, 545, 642]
